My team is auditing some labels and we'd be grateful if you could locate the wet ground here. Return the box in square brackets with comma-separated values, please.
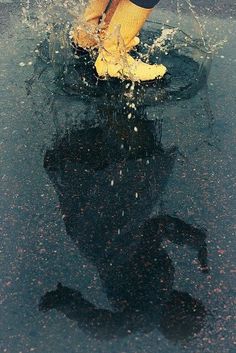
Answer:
[1, 1, 236, 353]
[159, 0, 236, 18]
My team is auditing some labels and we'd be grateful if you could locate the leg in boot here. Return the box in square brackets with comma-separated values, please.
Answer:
[71, 0, 139, 51]
[106, 0, 140, 50]
[71, 0, 110, 49]
[95, 0, 167, 81]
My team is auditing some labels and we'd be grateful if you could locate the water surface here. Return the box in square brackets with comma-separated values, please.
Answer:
[1, 2, 236, 353]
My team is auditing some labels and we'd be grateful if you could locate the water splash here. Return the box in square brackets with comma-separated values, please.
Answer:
[178, 0, 207, 47]
[175, 0, 228, 54]
[20, 0, 82, 33]
[17, 0, 227, 109]
[19, 0, 228, 59]
[142, 27, 179, 61]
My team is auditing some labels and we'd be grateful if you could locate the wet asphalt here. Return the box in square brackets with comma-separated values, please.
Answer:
[0, 2, 236, 353]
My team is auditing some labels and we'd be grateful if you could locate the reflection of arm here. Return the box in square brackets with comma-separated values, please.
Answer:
[144, 215, 209, 272]
[39, 283, 141, 339]
[61, 299, 143, 339]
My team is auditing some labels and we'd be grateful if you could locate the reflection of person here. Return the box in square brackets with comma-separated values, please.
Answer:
[43, 104, 177, 267]
[39, 217, 208, 340]
[39, 104, 208, 341]
[71, 0, 166, 81]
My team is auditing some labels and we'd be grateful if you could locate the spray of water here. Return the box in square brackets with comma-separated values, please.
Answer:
[176, 0, 228, 54]
[19, 0, 229, 66]
[16, 0, 228, 112]
[21, 0, 81, 33]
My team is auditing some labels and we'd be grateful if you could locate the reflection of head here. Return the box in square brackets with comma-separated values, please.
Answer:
[159, 290, 206, 341]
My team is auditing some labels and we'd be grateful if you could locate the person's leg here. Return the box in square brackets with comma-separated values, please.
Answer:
[71, 0, 110, 49]
[95, 0, 166, 81]
[129, 0, 160, 8]
[71, 0, 139, 50]
[105, 0, 120, 24]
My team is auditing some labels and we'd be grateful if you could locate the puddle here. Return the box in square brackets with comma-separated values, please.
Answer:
[30, 22, 210, 104]
[1, 2, 236, 353]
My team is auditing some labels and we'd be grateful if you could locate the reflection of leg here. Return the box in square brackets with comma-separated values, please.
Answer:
[161, 215, 209, 272]
[101, 247, 175, 311]
[43, 148, 65, 194]
[159, 290, 207, 341]
[144, 215, 209, 272]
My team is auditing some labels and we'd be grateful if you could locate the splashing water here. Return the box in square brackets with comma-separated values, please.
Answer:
[176, 0, 207, 47]
[21, 0, 81, 33]
[14, 0, 216, 111]
[14, 0, 228, 113]
[18, 0, 229, 67]
[175, 0, 228, 54]
[141, 27, 179, 61]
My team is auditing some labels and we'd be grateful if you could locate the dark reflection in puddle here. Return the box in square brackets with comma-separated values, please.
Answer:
[39, 284, 207, 342]
[39, 102, 209, 341]
[3, 9, 236, 352]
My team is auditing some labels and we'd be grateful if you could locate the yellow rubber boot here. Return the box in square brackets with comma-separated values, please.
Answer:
[71, 0, 110, 50]
[71, 0, 139, 51]
[95, 0, 167, 81]
[105, 0, 120, 24]
[106, 0, 140, 50]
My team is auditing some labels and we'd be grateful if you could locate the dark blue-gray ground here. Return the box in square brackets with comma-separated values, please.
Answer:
[0, 1, 235, 353]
